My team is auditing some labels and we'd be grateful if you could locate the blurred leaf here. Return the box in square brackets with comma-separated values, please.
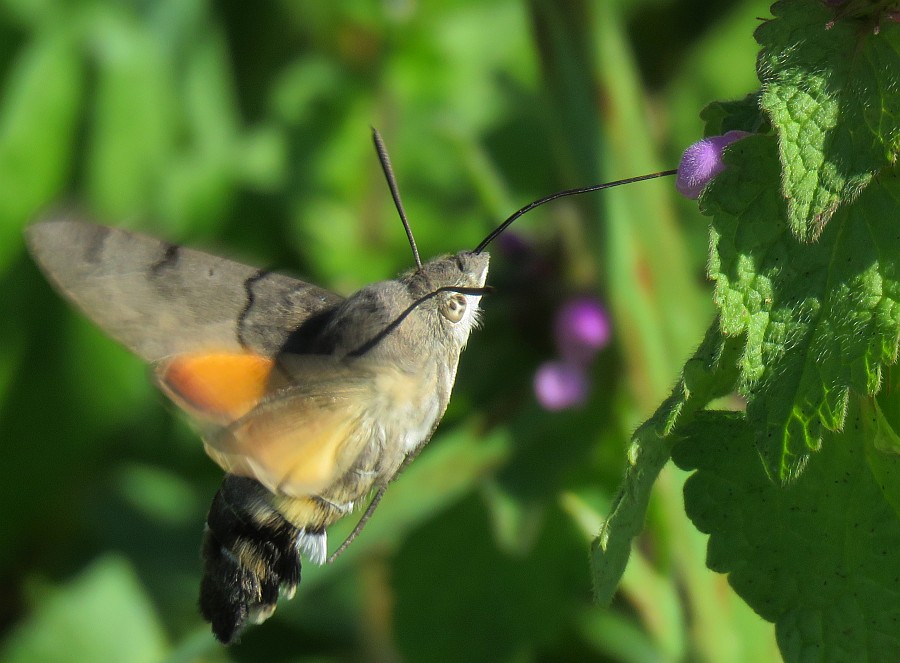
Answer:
[269, 57, 343, 125]
[288, 98, 395, 290]
[480, 477, 545, 556]
[294, 192, 397, 292]
[390, 1, 534, 134]
[0, 0, 61, 27]
[595, 1, 708, 407]
[159, 629, 224, 663]
[113, 463, 200, 527]
[391, 497, 586, 663]
[575, 608, 668, 663]
[85, 9, 175, 221]
[673, 403, 900, 663]
[0, 556, 168, 663]
[234, 125, 285, 191]
[159, 28, 242, 234]
[0, 322, 23, 408]
[666, 0, 772, 148]
[0, 28, 83, 274]
[64, 315, 155, 429]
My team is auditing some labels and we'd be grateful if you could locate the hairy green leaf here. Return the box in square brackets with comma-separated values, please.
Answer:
[591, 323, 742, 602]
[700, 93, 768, 137]
[673, 405, 900, 662]
[705, 134, 900, 482]
[756, 0, 900, 240]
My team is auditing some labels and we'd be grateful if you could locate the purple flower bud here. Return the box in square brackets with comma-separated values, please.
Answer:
[676, 130, 751, 199]
[554, 296, 611, 365]
[534, 361, 589, 411]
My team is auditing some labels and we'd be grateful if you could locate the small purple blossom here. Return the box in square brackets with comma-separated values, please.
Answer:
[534, 295, 611, 411]
[534, 361, 589, 411]
[676, 130, 751, 199]
[554, 296, 611, 365]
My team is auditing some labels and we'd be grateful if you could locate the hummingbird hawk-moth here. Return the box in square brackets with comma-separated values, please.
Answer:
[26, 129, 673, 643]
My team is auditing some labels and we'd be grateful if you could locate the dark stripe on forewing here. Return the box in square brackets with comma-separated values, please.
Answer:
[83, 224, 112, 265]
[150, 243, 180, 276]
[236, 269, 269, 350]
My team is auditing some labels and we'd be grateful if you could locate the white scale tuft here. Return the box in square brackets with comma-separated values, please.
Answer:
[296, 529, 328, 565]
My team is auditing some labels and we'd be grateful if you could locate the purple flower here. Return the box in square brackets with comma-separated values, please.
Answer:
[534, 361, 589, 411]
[676, 130, 751, 199]
[554, 296, 611, 365]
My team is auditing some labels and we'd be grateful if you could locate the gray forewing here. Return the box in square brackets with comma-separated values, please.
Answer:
[26, 219, 343, 361]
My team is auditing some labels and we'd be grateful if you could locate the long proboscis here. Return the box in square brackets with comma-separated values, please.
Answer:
[473, 169, 678, 254]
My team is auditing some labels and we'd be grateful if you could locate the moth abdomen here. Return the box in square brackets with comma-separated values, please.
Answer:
[200, 476, 305, 644]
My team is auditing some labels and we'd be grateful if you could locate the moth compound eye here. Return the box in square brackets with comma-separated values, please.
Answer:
[440, 293, 467, 323]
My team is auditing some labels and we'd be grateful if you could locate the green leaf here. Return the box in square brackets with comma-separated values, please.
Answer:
[591, 323, 742, 603]
[870, 371, 900, 516]
[672, 404, 900, 663]
[563, 491, 687, 660]
[756, 0, 900, 240]
[700, 93, 768, 137]
[874, 364, 900, 456]
[0, 556, 168, 663]
[705, 134, 900, 482]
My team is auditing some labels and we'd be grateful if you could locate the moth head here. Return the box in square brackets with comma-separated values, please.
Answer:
[403, 250, 490, 346]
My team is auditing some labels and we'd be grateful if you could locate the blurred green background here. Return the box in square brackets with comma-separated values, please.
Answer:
[0, 0, 782, 661]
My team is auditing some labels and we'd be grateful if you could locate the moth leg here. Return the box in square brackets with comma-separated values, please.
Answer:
[314, 495, 355, 513]
[326, 486, 387, 563]
[392, 443, 423, 477]
[326, 446, 428, 563]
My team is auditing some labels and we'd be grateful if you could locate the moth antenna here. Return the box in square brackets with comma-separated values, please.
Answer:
[473, 169, 677, 254]
[372, 128, 423, 271]
[327, 486, 388, 563]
